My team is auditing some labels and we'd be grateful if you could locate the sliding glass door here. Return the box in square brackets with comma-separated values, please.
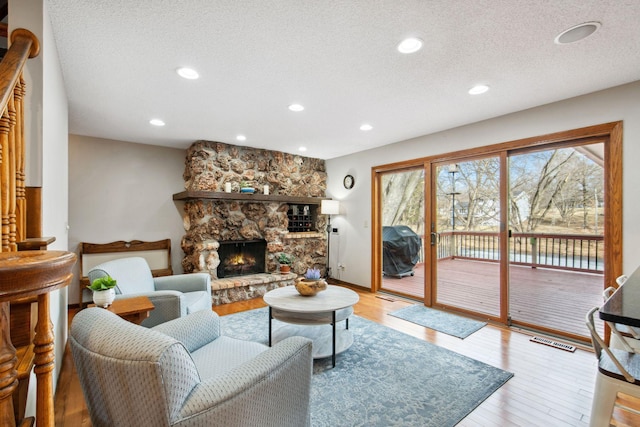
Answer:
[379, 168, 425, 299]
[507, 143, 605, 338]
[432, 157, 503, 318]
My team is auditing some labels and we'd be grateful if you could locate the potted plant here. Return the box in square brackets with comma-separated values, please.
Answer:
[278, 253, 293, 273]
[87, 275, 117, 308]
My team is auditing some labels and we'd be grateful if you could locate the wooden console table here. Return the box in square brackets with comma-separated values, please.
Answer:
[89, 296, 154, 325]
[0, 251, 76, 427]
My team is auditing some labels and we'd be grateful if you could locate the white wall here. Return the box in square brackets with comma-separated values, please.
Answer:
[41, 0, 71, 395]
[325, 81, 640, 288]
[68, 135, 187, 305]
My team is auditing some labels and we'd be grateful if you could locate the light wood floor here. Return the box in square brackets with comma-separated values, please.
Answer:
[54, 285, 639, 427]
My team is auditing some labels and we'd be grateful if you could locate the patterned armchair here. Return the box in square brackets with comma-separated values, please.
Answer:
[88, 256, 211, 327]
[70, 308, 313, 427]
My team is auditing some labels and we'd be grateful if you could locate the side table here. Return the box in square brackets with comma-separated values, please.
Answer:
[89, 296, 154, 325]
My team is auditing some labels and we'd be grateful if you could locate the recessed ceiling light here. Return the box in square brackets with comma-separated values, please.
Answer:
[288, 103, 305, 112]
[360, 124, 373, 131]
[149, 118, 165, 126]
[299, 146, 307, 152]
[397, 37, 423, 54]
[176, 67, 199, 79]
[236, 135, 247, 141]
[554, 22, 601, 45]
[468, 85, 490, 95]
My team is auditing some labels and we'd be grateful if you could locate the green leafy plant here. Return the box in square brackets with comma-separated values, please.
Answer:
[278, 253, 293, 265]
[87, 275, 117, 291]
[304, 268, 321, 280]
[240, 181, 252, 188]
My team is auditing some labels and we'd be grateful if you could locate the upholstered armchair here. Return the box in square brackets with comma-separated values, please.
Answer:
[87, 257, 211, 327]
[70, 308, 313, 427]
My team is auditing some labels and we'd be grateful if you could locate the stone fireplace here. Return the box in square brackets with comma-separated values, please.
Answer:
[177, 140, 329, 304]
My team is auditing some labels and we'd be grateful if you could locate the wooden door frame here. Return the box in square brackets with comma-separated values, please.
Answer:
[371, 122, 623, 327]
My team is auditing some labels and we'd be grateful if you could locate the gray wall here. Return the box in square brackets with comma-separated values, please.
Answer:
[68, 135, 187, 305]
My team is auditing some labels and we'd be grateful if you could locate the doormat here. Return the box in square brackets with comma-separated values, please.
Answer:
[389, 304, 487, 339]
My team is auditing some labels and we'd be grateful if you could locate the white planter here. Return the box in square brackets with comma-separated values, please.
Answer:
[92, 288, 115, 308]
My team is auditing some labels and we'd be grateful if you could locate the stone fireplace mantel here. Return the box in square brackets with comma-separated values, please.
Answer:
[173, 190, 329, 205]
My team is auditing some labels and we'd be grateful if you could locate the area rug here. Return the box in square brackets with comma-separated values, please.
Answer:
[221, 308, 512, 427]
[389, 304, 487, 339]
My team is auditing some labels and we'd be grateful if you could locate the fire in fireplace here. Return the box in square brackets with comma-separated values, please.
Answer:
[217, 239, 267, 278]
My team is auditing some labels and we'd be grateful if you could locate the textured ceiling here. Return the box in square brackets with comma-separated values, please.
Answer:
[47, 0, 640, 159]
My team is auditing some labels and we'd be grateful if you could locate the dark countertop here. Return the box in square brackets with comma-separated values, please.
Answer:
[600, 268, 640, 328]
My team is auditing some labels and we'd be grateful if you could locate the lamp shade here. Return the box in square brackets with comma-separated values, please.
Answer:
[320, 200, 340, 215]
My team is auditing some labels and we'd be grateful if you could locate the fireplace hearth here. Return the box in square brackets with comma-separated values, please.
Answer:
[217, 240, 267, 278]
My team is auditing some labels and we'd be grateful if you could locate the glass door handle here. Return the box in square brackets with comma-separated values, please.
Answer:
[430, 232, 439, 246]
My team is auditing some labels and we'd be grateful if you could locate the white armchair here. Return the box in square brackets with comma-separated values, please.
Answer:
[88, 256, 211, 327]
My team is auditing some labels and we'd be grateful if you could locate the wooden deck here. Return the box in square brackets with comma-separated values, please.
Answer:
[382, 258, 604, 339]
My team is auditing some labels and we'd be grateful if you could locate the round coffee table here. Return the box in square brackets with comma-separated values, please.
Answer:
[263, 285, 359, 367]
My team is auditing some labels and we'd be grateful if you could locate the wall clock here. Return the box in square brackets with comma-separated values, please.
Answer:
[343, 174, 355, 189]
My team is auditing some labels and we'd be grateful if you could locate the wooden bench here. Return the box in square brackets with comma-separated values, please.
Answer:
[78, 239, 173, 308]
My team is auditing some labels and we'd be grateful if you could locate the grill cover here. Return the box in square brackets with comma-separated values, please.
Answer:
[382, 225, 421, 276]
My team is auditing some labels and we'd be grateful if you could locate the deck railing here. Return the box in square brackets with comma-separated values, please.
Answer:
[437, 231, 604, 273]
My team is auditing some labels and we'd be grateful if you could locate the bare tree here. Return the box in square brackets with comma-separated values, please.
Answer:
[546, 153, 602, 229]
[382, 169, 424, 235]
[571, 156, 603, 230]
[510, 149, 575, 232]
[456, 158, 500, 230]
[552, 191, 578, 228]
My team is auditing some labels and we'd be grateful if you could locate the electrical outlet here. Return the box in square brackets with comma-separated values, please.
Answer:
[338, 263, 345, 270]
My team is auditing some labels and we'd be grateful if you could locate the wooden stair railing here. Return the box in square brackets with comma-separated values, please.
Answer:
[0, 26, 75, 427]
[0, 26, 39, 252]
